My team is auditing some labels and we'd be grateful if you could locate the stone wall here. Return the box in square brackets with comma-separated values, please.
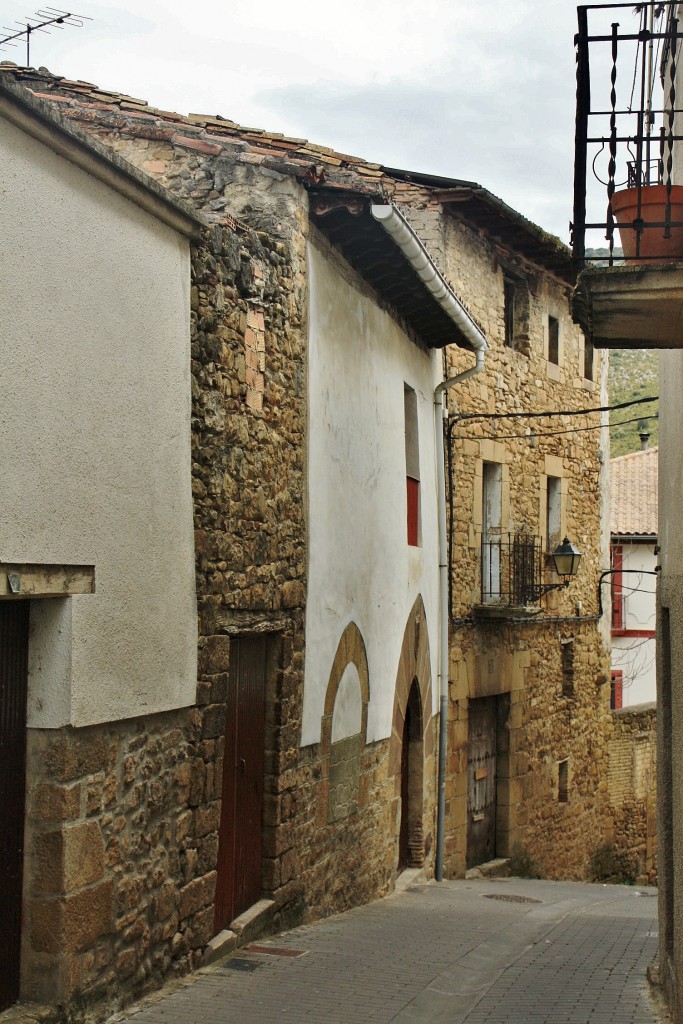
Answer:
[16, 118, 440, 1019]
[4, 67, 616, 1018]
[607, 703, 657, 883]
[435, 207, 613, 880]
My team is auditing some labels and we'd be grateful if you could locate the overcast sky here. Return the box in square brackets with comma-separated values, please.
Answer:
[1, 0, 587, 240]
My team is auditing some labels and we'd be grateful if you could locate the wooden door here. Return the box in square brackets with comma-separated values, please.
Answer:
[398, 701, 411, 871]
[214, 636, 267, 932]
[466, 696, 497, 869]
[0, 601, 29, 1012]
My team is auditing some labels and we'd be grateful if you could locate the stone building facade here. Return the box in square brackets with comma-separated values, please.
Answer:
[1, 64, 615, 1021]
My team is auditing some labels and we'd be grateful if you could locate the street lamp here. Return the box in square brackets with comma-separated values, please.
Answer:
[551, 536, 582, 579]
[524, 536, 582, 602]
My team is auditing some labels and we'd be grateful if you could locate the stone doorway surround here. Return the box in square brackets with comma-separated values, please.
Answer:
[389, 596, 434, 874]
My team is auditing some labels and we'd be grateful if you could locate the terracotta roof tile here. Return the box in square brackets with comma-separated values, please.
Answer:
[610, 446, 658, 537]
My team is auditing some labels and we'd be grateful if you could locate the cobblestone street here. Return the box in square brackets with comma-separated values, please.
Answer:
[115, 878, 663, 1024]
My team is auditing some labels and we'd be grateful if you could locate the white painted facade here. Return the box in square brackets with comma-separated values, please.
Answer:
[1, 114, 197, 728]
[611, 541, 657, 706]
[303, 238, 441, 745]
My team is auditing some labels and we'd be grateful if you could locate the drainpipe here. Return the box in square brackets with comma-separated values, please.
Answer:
[434, 342, 486, 881]
[368, 204, 487, 882]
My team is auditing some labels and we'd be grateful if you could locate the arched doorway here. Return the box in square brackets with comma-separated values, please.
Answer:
[398, 677, 424, 871]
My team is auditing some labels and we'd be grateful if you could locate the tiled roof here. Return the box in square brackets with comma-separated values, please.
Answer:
[0, 64, 574, 281]
[610, 446, 658, 537]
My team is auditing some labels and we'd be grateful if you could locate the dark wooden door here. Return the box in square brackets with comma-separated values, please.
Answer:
[398, 701, 411, 871]
[0, 601, 29, 1012]
[466, 696, 497, 869]
[214, 636, 267, 932]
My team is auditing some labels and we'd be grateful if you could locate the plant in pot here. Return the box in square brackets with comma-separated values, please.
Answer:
[610, 179, 683, 263]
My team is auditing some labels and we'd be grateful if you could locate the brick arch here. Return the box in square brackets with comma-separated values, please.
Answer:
[320, 621, 370, 823]
[390, 594, 434, 870]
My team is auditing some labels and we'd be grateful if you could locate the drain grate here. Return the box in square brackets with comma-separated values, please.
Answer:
[244, 945, 307, 958]
[482, 893, 542, 904]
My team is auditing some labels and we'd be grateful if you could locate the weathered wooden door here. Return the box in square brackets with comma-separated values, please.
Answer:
[0, 601, 29, 1012]
[466, 696, 497, 869]
[398, 700, 412, 871]
[214, 636, 267, 932]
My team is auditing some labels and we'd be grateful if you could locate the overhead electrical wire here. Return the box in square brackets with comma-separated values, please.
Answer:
[451, 413, 659, 444]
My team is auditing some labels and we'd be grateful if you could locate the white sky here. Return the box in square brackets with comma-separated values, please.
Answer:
[0, 0, 586, 240]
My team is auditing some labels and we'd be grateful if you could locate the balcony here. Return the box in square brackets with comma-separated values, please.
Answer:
[475, 534, 552, 618]
[571, 2, 683, 348]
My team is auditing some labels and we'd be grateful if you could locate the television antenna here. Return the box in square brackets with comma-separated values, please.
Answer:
[0, 8, 92, 67]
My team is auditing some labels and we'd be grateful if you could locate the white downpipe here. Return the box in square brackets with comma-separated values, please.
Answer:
[369, 202, 487, 882]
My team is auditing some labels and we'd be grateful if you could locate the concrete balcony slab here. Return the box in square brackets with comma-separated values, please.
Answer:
[573, 263, 683, 348]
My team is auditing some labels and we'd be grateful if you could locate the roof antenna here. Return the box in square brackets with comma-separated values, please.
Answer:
[0, 8, 92, 67]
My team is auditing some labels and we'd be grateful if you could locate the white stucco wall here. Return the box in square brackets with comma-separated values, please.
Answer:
[303, 239, 440, 745]
[612, 542, 657, 706]
[1, 114, 197, 728]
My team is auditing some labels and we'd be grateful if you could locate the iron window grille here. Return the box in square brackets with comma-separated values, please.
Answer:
[480, 533, 550, 606]
[573, 2, 683, 265]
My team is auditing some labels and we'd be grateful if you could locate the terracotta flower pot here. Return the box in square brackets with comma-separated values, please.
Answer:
[611, 184, 683, 262]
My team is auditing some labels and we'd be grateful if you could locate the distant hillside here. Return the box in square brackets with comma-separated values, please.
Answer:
[583, 251, 659, 457]
[608, 349, 659, 457]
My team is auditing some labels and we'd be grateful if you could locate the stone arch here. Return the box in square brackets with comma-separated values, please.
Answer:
[320, 621, 370, 823]
[390, 595, 434, 870]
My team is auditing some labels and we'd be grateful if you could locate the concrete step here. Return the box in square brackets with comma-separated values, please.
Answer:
[465, 857, 511, 880]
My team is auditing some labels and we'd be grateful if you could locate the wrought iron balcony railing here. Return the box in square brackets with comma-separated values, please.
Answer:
[480, 533, 548, 607]
[573, 2, 683, 266]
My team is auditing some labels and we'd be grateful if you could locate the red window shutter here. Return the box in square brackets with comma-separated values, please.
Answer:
[611, 545, 624, 630]
[610, 670, 623, 710]
[407, 476, 419, 546]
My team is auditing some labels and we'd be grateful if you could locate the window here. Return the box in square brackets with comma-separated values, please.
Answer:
[546, 476, 562, 552]
[548, 315, 560, 365]
[558, 759, 569, 803]
[561, 639, 575, 697]
[611, 545, 624, 630]
[504, 276, 516, 348]
[502, 271, 530, 355]
[404, 385, 420, 546]
[482, 462, 503, 600]
[584, 335, 594, 381]
[610, 669, 624, 710]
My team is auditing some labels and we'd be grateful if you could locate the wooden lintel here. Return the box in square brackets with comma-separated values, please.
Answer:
[0, 563, 95, 599]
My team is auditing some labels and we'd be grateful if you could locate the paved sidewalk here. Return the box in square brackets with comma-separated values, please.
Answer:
[119, 878, 662, 1024]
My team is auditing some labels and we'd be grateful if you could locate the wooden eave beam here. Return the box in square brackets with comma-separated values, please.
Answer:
[0, 563, 96, 599]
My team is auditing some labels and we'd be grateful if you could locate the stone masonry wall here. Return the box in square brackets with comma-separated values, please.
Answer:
[433, 205, 613, 879]
[13, 81, 442, 1020]
[607, 703, 657, 883]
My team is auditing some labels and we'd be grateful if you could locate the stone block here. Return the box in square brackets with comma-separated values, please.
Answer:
[201, 705, 226, 740]
[199, 635, 232, 675]
[31, 781, 82, 822]
[41, 731, 118, 783]
[178, 871, 216, 921]
[194, 801, 220, 836]
[33, 823, 105, 896]
[61, 879, 115, 953]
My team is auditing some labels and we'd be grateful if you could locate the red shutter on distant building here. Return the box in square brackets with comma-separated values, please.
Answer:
[611, 669, 623, 710]
[611, 545, 624, 630]
[407, 476, 419, 546]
